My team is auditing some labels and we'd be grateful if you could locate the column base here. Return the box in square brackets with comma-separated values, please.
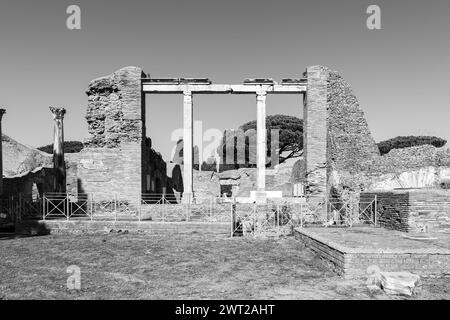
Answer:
[181, 192, 193, 204]
[255, 191, 267, 204]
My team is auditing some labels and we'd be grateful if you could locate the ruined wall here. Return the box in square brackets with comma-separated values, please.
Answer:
[142, 137, 167, 194]
[326, 69, 380, 173]
[3, 167, 55, 197]
[361, 190, 450, 233]
[322, 66, 379, 204]
[303, 66, 379, 218]
[330, 146, 450, 194]
[408, 190, 450, 233]
[312, 66, 450, 200]
[65, 154, 80, 197]
[78, 66, 145, 202]
[363, 145, 450, 174]
[304, 66, 328, 218]
[361, 191, 410, 232]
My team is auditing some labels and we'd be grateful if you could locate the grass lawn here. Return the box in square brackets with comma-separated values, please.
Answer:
[0, 232, 449, 300]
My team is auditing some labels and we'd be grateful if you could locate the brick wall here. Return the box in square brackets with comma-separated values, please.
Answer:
[295, 229, 450, 279]
[304, 66, 328, 219]
[78, 66, 145, 202]
[303, 66, 380, 221]
[361, 191, 410, 232]
[408, 190, 450, 233]
[326, 70, 380, 173]
[361, 190, 450, 233]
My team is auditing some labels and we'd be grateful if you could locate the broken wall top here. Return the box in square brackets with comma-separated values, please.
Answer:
[85, 66, 146, 148]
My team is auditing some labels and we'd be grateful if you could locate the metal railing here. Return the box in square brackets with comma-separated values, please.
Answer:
[140, 193, 232, 222]
[231, 202, 309, 238]
[2, 193, 380, 236]
[326, 195, 378, 227]
[0, 195, 43, 225]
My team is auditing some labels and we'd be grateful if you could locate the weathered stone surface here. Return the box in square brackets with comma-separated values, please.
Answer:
[326, 69, 380, 173]
[1, 134, 52, 177]
[78, 66, 146, 201]
[219, 170, 241, 180]
[85, 66, 145, 148]
[318, 65, 450, 214]
[304, 66, 328, 218]
[302, 66, 380, 219]
[380, 272, 421, 296]
[193, 170, 220, 198]
[291, 158, 305, 184]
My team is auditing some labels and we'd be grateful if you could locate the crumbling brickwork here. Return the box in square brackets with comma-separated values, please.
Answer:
[78, 67, 146, 202]
[303, 66, 379, 219]
[326, 69, 380, 172]
[306, 66, 450, 221]
[304, 66, 328, 218]
[85, 66, 145, 148]
[362, 145, 450, 174]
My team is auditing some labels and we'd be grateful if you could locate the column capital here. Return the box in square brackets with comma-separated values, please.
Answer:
[49, 107, 66, 120]
[256, 91, 267, 99]
[183, 90, 192, 97]
[0, 108, 6, 120]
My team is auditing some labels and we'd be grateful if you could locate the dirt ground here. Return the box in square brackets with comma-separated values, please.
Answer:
[0, 232, 449, 300]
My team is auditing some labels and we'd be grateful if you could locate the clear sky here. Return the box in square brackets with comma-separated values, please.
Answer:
[0, 0, 449, 161]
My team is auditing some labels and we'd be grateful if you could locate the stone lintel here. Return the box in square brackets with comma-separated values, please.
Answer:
[142, 84, 306, 94]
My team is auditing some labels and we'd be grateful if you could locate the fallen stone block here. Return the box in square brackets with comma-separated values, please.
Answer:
[380, 272, 421, 296]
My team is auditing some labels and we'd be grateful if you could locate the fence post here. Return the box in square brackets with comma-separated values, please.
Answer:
[277, 204, 280, 239]
[163, 197, 166, 223]
[89, 194, 93, 221]
[66, 193, 70, 221]
[42, 194, 45, 220]
[374, 195, 378, 227]
[230, 204, 234, 238]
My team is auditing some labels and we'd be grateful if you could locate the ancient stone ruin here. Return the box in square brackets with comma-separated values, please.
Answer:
[1, 65, 449, 227]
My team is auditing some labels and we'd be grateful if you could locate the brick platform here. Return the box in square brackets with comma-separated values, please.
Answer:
[16, 220, 230, 236]
[295, 226, 450, 279]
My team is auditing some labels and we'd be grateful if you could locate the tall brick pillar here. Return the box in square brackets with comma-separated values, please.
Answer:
[50, 107, 67, 193]
[78, 66, 146, 203]
[0, 108, 5, 195]
[304, 66, 328, 220]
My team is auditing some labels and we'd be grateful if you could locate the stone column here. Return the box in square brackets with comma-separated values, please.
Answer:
[256, 92, 267, 203]
[183, 92, 193, 203]
[0, 109, 5, 195]
[50, 107, 66, 193]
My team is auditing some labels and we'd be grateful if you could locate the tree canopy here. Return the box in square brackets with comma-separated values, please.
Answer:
[218, 114, 303, 169]
[377, 136, 447, 155]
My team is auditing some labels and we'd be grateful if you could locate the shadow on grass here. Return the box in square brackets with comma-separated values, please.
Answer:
[0, 220, 51, 240]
